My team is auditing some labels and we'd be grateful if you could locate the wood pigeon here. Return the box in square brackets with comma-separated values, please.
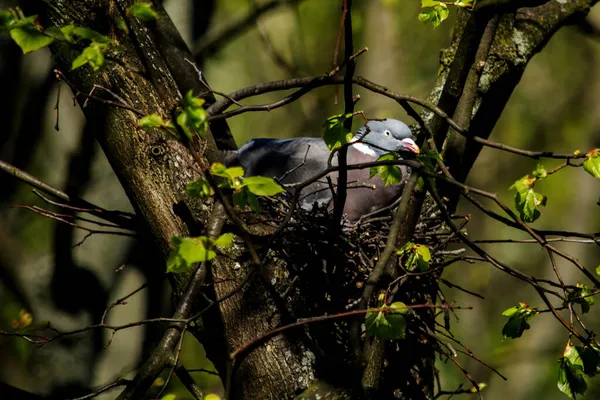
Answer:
[231, 119, 420, 220]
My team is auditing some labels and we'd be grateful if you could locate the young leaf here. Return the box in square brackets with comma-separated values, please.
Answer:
[243, 176, 285, 196]
[369, 153, 403, 186]
[71, 26, 111, 43]
[532, 164, 547, 179]
[323, 113, 353, 151]
[397, 242, 431, 271]
[166, 236, 216, 274]
[138, 114, 173, 130]
[10, 27, 54, 54]
[176, 90, 208, 138]
[176, 111, 193, 141]
[421, 0, 441, 6]
[71, 42, 106, 71]
[127, 2, 159, 21]
[583, 149, 600, 179]
[565, 283, 595, 314]
[209, 162, 229, 178]
[509, 175, 546, 223]
[226, 166, 245, 180]
[558, 345, 588, 399]
[418, 4, 449, 28]
[501, 303, 537, 339]
[366, 304, 407, 340]
[214, 233, 234, 249]
[186, 179, 214, 199]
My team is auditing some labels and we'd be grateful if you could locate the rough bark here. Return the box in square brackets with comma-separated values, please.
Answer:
[34, 0, 313, 398]
[432, 0, 598, 189]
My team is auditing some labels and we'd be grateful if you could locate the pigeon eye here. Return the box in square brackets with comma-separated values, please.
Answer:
[384, 130, 391, 136]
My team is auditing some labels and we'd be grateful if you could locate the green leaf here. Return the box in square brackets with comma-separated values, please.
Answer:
[454, 0, 474, 7]
[415, 245, 431, 266]
[509, 175, 546, 223]
[565, 283, 595, 314]
[233, 188, 261, 212]
[532, 164, 547, 179]
[596, 265, 600, 276]
[501, 303, 537, 339]
[176, 111, 193, 141]
[437, 4, 450, 22]
[369, 153, 403, 186]
[160, 395, 176, 400]
[577, 345, 600, 377]
[421, 0, 441, 6]
[138, 114, 173, 130]
[226, 166, 245, 179]
[416, 148, 442, 171]
[323, 114, 353, 151]
[186, 179, 214, 199]
[115, 16, 129, 33]
[166, 236, 216, 274]
[418, 4, 449, 28]
[243, 176, 285, 196]
[10, 27, 54, 54]
[233, 189, 248, 209]
[71, 42, 106, 71]
[0, 10, 17, 30]
[209, 163, 229, 178]
[72, 26, 111, 43]
[366, 304, 407, 340]
[558, 345, 588, 399]
[127, 2, 159, 21]
[397, 242, 431, 271]
[176, 90, 208, 138]
[583, 149, 600, 179]
[214, 233, 234, 249]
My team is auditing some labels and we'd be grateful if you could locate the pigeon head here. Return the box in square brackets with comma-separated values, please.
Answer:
[352, 119, 419, 156]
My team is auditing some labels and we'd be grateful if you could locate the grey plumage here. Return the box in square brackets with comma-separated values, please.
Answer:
[232, 119, 419, 220]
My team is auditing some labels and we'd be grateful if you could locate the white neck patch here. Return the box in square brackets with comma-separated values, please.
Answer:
[350, 142, 378, 157]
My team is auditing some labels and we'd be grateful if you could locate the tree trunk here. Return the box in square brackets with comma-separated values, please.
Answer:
[34, 0, 314, 398]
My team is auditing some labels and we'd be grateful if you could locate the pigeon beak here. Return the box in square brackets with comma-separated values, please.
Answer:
[401, 138, 420, 154]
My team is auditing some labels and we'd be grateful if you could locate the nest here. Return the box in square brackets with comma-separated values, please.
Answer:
[243, 191, 452, 313]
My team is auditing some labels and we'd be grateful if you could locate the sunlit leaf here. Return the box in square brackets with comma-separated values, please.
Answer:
[138, 114, 173, 130]
[243, 176, 285, 196]
[323, 113, 353, 151]
[214, 233, 234, 249]
[418, 4, 449, 28]
[501, 303, 537, 339]
[127, 2, 159, 21]
[397, 242, 431, 271]
[166, 236, 216, 274]
[10, 27, 54, 54]
[369, 153, 403, 186]
[558, 345, 588, 399]
[366, 304, 407, 340]
[176, 111, 193, 141]
[71, 42, 106, 71]
[209, 162, 228, 178]
[532, 164, 547, 179]
[509, 175, 546, 223]
[583, 149, 600, 179]
[421, 0, 441, 7]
